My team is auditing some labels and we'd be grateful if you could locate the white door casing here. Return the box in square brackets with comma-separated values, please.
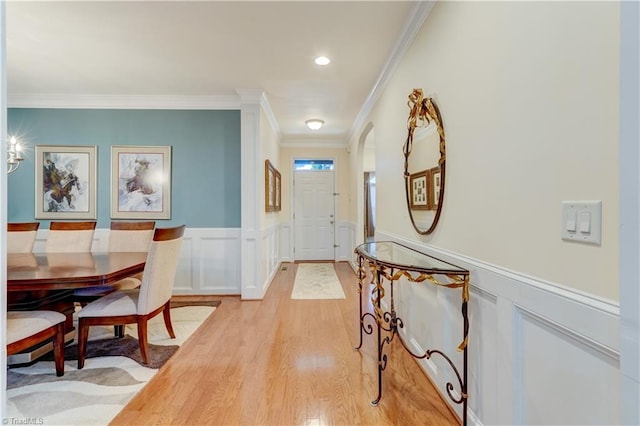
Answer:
[294, 170, 335, 261]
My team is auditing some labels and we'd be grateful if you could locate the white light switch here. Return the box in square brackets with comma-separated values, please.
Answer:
[579, 211, 591, 233]
[566, 211, 577, 232]
[561, 201, 602, 245]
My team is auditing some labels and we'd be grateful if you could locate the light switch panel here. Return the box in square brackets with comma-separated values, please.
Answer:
[561, 201, 601, 245]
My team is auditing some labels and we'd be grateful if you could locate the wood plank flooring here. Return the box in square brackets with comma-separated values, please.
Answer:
[111, 262, 459, 425]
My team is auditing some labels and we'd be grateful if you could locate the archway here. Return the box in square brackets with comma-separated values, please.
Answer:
[354, 122, 375, 257]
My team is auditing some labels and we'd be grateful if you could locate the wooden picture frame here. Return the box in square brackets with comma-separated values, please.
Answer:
[265, 159, 281, 212]
[35, 145, 97, 219]
[409, 169, 430, 210]
[430, 166, 441, 210]
[111, 145, 172, 219]
[274, 172, 281, 210]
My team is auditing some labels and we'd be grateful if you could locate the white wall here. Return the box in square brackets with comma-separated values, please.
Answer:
[618, 1, 640, 423]
[348, 2, 623, 424]
[260, 107, 283, 291]
[0, 1, 8, 416]
[370, 0, 620, 300]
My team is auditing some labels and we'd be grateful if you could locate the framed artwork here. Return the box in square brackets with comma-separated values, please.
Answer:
[111, 145, 172, 219]
[35, 145, 97, 219]
[265, 159, 281, 212]
[274, 173, 281, 210]
[409, 169, 430, 210]
[430, 166, 441, 210]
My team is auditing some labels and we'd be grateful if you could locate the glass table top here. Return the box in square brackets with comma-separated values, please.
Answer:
[355, 241, 468, 275]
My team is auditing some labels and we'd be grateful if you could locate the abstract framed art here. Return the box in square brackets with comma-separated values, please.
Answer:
[35, 145, 97, 219]
[111, 145, 172, 219]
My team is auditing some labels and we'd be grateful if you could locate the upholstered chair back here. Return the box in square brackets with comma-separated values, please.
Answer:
[7, 222, 40, 253]
[46, 221, 96, 253]
[136, 225, 185, 315]
[108, 221, 155, 252]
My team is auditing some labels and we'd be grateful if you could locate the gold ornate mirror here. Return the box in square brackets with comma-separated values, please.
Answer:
[403, 88, 445, 235]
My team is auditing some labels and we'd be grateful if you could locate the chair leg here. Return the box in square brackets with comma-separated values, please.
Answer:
[137, 317, 149, 365]
[77, 319, 90, 369]
[53, 322, 65, 377]
[162, 301, 176, 339]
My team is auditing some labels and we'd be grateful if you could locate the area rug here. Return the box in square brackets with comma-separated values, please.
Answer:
[291, 262, 346, 300]
[6, 304, 217, 425]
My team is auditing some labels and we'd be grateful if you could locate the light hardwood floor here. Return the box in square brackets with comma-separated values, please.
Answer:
[111, 262, 459, 425]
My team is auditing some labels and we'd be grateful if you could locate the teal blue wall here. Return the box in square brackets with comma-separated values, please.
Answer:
[7, 108, 241, 229]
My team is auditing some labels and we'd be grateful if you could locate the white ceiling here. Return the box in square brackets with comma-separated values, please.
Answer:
[6, 1, 431, 147]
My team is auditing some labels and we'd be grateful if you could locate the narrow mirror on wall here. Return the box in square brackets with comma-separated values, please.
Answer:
[403, 88, 446, 235]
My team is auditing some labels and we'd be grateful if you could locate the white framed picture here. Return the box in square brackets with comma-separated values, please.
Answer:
[111, 145, 172, 219]
[35, 145, 97, 219]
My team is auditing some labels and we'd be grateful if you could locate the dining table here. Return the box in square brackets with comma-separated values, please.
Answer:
[7, 251, 147, 364]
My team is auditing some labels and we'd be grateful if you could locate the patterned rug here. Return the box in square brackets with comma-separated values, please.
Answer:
[291, 262, 346, 300]
[6, 304, 218, 425]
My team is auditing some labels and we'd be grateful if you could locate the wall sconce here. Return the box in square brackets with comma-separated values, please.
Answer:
[305, 119, 324, 130]
[7, 136, 24, 174]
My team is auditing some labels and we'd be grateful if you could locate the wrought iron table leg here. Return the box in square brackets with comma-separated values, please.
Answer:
[371, 268, 383, 406]
[354, 255, 365, 350]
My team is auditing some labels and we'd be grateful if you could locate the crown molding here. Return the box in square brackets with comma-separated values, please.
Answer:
[348, 0, 435, 142]
[235, 89, 263, 104]
[7, 94, 241, 109]
[260, 92, 282, 140]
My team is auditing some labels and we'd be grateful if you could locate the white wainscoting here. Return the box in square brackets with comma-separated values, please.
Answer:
[34, 227, 242, 295]
[337, 221, 355, 261]
[280, 222, 293, 262]
[359, 230, 621, 426]
[262, 222, 282, 296]
[278, 220, 354, 262]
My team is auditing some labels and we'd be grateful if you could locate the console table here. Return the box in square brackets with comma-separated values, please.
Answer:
[354, 241, 470, 425]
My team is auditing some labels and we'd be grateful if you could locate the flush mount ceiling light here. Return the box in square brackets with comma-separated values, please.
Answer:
[314, 56, 330, 66]
[305, 119, 324, 130]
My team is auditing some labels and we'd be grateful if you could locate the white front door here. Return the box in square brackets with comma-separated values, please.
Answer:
[294, 170, 335, 261]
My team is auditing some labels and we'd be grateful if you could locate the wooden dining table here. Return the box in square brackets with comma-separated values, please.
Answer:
[7, 251, 147, 363]
[7, 251, 147, 291]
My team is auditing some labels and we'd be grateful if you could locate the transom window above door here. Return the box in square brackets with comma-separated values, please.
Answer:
[294, 159, 334, 171]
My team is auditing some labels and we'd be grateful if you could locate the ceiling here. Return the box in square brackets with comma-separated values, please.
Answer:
[5, 1, 431, 148]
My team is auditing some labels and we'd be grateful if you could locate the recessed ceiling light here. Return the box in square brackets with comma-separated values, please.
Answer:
[305, 119, 324, 130]
[315, 56, 330, 66]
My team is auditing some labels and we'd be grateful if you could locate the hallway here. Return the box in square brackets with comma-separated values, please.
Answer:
[112, 262, 458, 425]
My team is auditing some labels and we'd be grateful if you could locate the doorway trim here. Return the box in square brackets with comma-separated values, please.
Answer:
[290, 156, 338, 261]
[355, 122, 374, 266]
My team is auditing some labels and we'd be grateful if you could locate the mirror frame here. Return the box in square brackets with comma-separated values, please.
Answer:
[403, 88, 446, 235]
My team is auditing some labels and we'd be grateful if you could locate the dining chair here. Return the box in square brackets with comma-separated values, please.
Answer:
[7, 310, 66, 376]
[7, 222, 40, 253]
[73, 221, 156, 337]
[46, 221, 97, 253]
[73, 221, 155, 298]
[76, 225, 185, 368]
[106, 221, 156, 281]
